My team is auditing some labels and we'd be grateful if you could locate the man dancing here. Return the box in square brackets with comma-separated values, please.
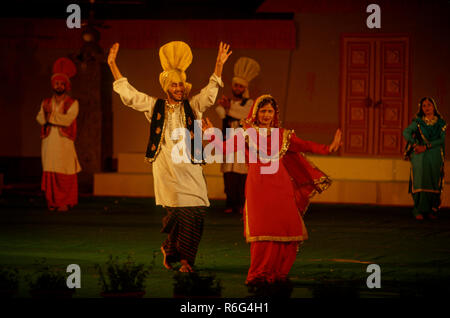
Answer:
[36, 57, 81, 212]
[108, 41, 231, 272]
[215, 57, 260, 214]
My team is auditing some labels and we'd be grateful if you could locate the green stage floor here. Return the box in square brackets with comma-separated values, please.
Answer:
[1, 194, 450, 298]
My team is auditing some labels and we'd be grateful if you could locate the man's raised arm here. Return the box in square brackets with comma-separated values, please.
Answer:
[190, 42, 232, 114]
[108, 42, 123, 81]
[214, 42, 232, 78]
[108, 42, 156, 115]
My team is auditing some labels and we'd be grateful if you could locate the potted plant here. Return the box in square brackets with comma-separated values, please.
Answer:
[26, 259, 75, 299]
[173, 271, 222, 298]
[96, 254, 151, 298]
[0, 267, 19, 298]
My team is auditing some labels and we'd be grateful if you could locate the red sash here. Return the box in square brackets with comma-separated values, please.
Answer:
[40, 96, 77, 141]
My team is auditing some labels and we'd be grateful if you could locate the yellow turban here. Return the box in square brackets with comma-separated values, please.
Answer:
[232, 57, 260, 98]
[158, 41, 193, 97]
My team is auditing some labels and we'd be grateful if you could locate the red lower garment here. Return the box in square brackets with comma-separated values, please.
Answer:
[246, 241, 299, 284]
[41, 171, 78, 210]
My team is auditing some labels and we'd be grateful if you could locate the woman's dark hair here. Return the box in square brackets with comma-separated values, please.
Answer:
[256, 97, 278, 113]
[417, 97, 440, 118]
[255, 96, 278, 127]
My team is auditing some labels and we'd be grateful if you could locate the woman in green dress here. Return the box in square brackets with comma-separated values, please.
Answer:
[403, 97, 446, 220]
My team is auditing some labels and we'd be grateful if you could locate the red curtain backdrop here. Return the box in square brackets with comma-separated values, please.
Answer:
[0, 19, 296, 49]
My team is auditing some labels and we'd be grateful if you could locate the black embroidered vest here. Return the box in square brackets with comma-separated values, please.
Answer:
[222, 98, 248, 140]
[145, 99, 204, 164]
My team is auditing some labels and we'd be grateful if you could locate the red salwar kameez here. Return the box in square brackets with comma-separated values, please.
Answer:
[244, 129, 331, 284]
[208, 94, 332, 285]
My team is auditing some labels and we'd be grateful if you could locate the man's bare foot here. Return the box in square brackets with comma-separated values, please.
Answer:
[179, 260, 193, 273]
[161, 246, 173, 270]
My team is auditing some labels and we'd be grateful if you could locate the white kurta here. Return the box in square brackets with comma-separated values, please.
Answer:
[36, 97, 82, 175]
[215, 98, 253, 174]
[113, 74, 223, 207]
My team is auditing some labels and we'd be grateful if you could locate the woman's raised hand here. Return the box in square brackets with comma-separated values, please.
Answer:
[329, 129, 343, 153]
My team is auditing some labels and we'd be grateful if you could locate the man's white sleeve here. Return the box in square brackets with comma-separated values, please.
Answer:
[190, 73, 224, 117]
[113, 77, 157, 122]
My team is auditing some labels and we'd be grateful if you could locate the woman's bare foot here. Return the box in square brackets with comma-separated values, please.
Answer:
[179, 260, 193, 273]
[160, 247, 173, 270]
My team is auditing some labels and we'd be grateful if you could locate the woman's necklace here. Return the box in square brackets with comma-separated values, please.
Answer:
[254, 125, 273, 136]
[423, 115, 437, 126]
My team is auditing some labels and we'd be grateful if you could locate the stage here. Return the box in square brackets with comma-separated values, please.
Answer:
[1, 192, 449, 298]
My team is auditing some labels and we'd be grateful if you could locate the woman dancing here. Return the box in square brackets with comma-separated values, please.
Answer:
[203, 94, 342, 286]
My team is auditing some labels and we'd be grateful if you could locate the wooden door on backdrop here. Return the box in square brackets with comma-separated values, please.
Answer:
[340, 35, 410, 157]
